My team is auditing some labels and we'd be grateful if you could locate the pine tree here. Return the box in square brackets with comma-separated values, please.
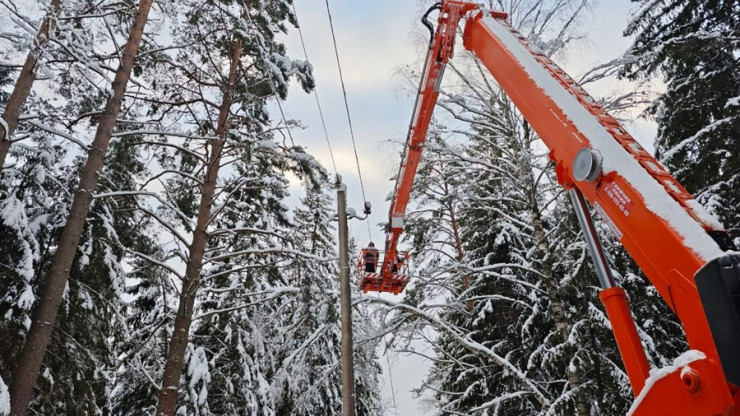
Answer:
[93, 1, 319, 414]
[0, 115, 160, 415]
[0, 0, 62, 169]
[0, 2, 170, 413]
[7, 1, 154, 413]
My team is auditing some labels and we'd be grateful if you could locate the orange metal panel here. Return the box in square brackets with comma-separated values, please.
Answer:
[600, 287, 651, 395]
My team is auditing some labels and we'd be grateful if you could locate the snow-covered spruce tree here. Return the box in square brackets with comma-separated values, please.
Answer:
[0, 122, 69, 411]
[277, 183, 382, 416]
[5, 1, 154, 414]
[111, 251, 173, 416]
[0, 66, 12, 104]
[269, 183, 348, 416]
[621, 0, 740, 246]
[34, 135, 156, 415]
[429, 89, 595, 415]
[405, 80, 634, 416]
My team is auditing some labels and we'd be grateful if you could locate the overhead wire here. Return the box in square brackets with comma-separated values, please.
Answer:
[290, 2, 338, 177]
[289, 11, 392, 408]
[323, 0, 373, 240]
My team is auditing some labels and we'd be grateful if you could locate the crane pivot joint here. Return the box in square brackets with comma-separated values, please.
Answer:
[573, 147, 603, 182]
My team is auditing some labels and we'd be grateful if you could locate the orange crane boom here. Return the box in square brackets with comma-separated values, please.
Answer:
[362, 1, 740, 414]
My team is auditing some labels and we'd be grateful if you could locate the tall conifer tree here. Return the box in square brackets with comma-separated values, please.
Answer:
[622, 0, 740, 245]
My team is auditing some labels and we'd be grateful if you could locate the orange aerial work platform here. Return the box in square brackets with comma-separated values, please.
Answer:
[360, 0, 740, 414]
[358, 249, 410, 295]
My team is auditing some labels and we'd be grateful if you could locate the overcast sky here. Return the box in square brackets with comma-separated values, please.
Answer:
[277, 1, 654, 414]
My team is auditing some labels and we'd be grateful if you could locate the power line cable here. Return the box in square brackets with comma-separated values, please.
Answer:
[323, 0, 373, 240]
[290, 2, 338, 177]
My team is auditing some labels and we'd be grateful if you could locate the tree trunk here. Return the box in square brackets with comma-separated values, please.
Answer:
[530, 198, 590, 416]
[7, 1, 152, 414]
[443, 181, 472, 312]
[512, 117, 588, 415]
[154, 38, 242, 416]
[0, 0, 62, 171]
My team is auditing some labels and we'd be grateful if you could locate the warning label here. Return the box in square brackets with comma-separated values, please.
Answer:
[603, 181, 633, 217]
[594, 203, 623, 240]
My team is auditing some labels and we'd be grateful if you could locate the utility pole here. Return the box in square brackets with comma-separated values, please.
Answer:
[337, 180, 356, 416]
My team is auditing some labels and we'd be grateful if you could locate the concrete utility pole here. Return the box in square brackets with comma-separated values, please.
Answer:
[337, 181, 356, 416]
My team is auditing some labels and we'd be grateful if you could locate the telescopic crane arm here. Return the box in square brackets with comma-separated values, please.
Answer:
[381, 1, 480, 277]
[371, 1, 740, 414]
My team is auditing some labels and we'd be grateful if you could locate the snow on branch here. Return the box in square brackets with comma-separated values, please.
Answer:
[134, 203, 190, 246]
[192, 286, 300, 321]
[659, 116, 733, 163]
[577, 55, 640, 86]
[209, 226, 291, 241]
[139, 169, 203, 188]
[122, 247, 184, 280]
[542, 380, 594, 416]
[93, 190, 194, 234]
[112, 129, 217, 142]
[201, 260, 286, 283]
[360, 296, 551, 406]
[278, 323, 328, 370]
[204, 246, 333, 264]
[465, 294, 533, 310]
[26, 120, 90, 150]
[114, 317, 171, 370]
[469, 391, 532, 413]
